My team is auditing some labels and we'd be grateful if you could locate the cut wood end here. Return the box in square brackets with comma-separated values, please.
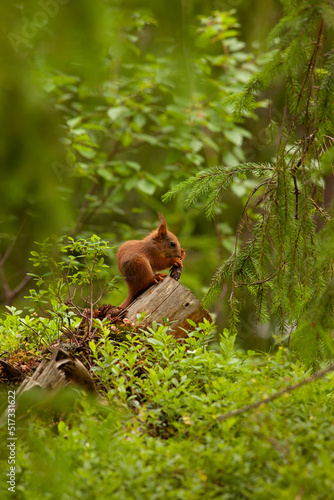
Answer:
[125, 276, 213, 338]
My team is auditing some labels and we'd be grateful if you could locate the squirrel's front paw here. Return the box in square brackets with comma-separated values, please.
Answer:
[172, 257, 183, 268]
[172, 249, 186, 268]
[153, 273, 167, 284]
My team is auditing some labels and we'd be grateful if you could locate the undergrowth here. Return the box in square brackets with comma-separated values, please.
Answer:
[1, 322, 333, 500]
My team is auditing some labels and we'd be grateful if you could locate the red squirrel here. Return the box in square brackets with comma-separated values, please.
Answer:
[117, 214, 185, 309]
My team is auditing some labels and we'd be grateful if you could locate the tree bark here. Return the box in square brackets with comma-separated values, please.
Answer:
[125, 276, 212, 339]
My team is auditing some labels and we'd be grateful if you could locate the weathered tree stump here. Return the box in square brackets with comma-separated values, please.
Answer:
[125, 276, 212, 339]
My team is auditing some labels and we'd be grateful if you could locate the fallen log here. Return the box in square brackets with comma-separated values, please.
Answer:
[124, 276, 212, 339]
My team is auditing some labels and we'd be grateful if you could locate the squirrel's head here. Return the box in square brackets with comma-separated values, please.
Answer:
[153, 213, 182, 258]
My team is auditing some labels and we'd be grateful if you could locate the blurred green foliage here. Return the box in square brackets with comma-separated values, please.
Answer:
[1, 1, 333, 352]
[0, 0, 275, 343]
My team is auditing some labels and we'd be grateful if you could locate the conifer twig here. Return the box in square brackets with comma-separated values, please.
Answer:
[236, 272, 274, 286]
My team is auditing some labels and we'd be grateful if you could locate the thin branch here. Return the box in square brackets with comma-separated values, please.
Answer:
[203, 253, 235, 303]
[0, 218, 27, 269]
[293, 174, 299, 220]
[218, 364, 334, 422]
[311, 198, 331, 221]
[11, 275, 31, 298]
[19, 319, 48, 346]
[70, 181, 98, 236]
[236, 272, 275, 287]
[214, 215, 223, 268]
[0, 269, 31, 306]
[229, 178, 272, 310]
[213, 282, 228, 318]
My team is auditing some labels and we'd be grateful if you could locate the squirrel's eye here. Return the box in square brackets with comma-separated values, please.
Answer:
[170, 241, 176, 247]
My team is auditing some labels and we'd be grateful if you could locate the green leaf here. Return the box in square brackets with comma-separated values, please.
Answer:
[146, 338, 164, 346]
[97, 168, 113, 181]
[133, 133, 163, 146]
[224, 129, 244, 147]
[137, 179, 156, 195]
[107, 106, 132, 121]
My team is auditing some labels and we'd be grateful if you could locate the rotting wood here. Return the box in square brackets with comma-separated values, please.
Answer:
[0, 347, 96, 427]
[125, 276, 213, 339]
[0, 359, 24, 381]
[16, 347, 96, 397]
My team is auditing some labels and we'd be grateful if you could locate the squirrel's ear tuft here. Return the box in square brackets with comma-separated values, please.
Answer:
[158, 212, 167, 225]
[157, 212, 168, 237]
